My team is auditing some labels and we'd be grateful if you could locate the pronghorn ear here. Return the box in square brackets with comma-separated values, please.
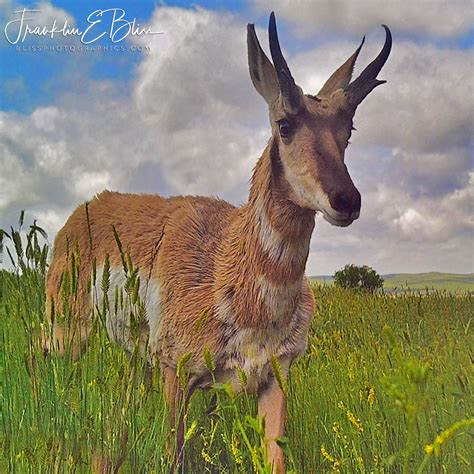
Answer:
[317, 37, 365, 98]
[247, 23, 280, 105]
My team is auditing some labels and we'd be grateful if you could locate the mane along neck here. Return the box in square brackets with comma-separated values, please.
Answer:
[215, 138, 315, 327]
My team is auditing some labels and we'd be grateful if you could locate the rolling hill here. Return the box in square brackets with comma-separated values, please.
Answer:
[310, 272, 474, 292]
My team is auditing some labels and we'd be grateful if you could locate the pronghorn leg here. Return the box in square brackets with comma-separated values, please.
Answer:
[162, 366, 188, 472]
[43, 292, 92, 360]
[42, 318, 91, 361]
[258, 378, 287, 474]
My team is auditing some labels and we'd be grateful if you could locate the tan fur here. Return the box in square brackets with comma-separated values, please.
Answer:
[45, 147, 314, 373]
[45, 15, 390, 473]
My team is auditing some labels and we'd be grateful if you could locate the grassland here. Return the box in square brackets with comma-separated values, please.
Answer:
[383, 273, 474, 292]
[311, 272, 474, 292]
[1, 231, 473, 472]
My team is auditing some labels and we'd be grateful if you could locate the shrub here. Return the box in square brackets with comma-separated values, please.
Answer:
[334, 264, 384, 293]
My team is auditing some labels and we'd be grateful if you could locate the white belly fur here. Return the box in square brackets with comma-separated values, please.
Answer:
[219, 316, 310, 393]
[216, 279, 313, 394]
[92, 264, 161, 361]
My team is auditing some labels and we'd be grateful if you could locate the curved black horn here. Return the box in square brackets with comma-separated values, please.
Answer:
[268, 12, 302, 111]
[345, 25, 392, 106]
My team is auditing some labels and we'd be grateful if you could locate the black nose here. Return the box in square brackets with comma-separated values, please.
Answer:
[329, 189, 361, 214]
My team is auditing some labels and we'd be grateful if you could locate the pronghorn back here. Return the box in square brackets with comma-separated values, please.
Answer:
[45, 190, 236, 361]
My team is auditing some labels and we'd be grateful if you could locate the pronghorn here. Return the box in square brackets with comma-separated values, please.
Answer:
[44, 12, 391, 473]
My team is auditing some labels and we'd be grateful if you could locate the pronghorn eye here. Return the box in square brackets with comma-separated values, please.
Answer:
[277, 119, 294, 138]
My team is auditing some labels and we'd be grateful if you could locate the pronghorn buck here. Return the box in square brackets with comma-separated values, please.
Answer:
[45, 12, 391, 473]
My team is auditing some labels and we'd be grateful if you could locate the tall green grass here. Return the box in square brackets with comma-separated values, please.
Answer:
[1, 221, 473, 472]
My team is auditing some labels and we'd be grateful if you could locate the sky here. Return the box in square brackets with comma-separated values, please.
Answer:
[0, 0, 473, 275]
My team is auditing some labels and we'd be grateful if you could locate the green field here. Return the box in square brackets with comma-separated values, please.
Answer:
[383, 273, 474, 291]
[312, 272, 474, 292]
[1, 235, 473, 472]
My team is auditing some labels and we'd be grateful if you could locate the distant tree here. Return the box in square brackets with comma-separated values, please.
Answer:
[334, 264, 384, 293]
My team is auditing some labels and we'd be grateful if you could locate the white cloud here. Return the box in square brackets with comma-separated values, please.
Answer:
[32, 208, 69, 240]
[394, 207, 444, 241]
[252, 0, 473, 38]
[131, 6, 266, 197]
[34, 1, 74, 27]
[1, 0, 74, 25]
[31, 106, 64, 132]
[74, 171, 112, 200]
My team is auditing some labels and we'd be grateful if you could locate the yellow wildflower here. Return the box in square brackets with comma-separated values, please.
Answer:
[201, 448, 213, 464]
[424, 444, 434, 455]
[337, 401, 346, 410]
[185, 420, 197, 442]
[367, 386, 376, 407]
[320, 444, 341, 471]
[321, 444, 334, 462]
[424, 418, 474, 457]
[230, 432, 243, 465]
[346, 410, 364, 433]
[251, 452, 259, 473]
[332, 422, 349, 447]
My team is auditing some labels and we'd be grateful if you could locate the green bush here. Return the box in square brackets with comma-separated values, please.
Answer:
[334, 264, 384, 293]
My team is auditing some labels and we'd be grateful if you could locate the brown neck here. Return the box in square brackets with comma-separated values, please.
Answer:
[214, 138, 315, 327]
[247, 138, 316, 272]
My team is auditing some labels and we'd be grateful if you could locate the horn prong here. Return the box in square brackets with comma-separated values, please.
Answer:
[353, 25, 391, 85]
[345, 25, 392, 106]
